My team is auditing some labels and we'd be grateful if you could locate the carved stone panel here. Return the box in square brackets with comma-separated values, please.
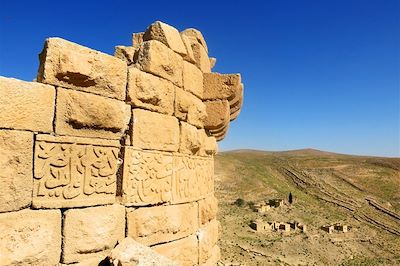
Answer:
[122, 147, 173, 206]
[172, 154, 214, 204]
[33, 135, 120, 208]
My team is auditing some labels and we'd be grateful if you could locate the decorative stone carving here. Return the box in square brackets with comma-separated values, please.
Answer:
[122, 147, 173, 206]
[33, 135, 120, 208]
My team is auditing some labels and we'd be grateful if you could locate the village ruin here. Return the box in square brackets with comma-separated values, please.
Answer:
[0, 21, 244, 265]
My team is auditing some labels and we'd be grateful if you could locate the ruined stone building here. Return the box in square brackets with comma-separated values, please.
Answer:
[0, 21, 243, 265]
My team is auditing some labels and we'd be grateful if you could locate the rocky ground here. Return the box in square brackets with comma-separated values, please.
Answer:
[214, 149, 400, 266]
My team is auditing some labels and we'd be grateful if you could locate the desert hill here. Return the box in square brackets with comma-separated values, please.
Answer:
[215, 149, 400, 265]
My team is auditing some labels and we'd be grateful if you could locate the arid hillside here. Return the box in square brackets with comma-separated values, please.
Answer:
[215, 149, 400, 266]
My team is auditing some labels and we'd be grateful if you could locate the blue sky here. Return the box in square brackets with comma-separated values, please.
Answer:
[0, 0, 399, 157]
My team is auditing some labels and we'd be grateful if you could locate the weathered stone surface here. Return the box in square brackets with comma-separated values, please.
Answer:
[0, 130, 33, 213]
[175, 87, 207, 128]
[181, 28, 209, 53]
[199, 131, 218, 156]
[122, 148, 173, 206]
[55, 88, 130, 140]
[183, 61, 203, 98]
[209, 57, 217, 69]
[172, 154, 214, 204]
[62, 204, 125, 264]
[199, 196, 218, 226]
[33, 135, 119, 209]
[37, 37, 127, 100]
[204, 100, 230, 130]
[136, 40, 183, 87]
[131, 109, 180, 152]
[191, 42, 211, 73]
[199, 219, 219, 264]
[0, 209, 61, 266]
[203, 72, 242, 100]
[132, 32, 144, 49]
[181, 34, 196, 63]
[127, 203, 197, 246]
[127, 67, 174, 115]
[115, 45, 137, 65]
[152, 235, 198, 266]
[0, 77, 55, 133]
[201, 245, 220, 266]
[60, 254, 109, 266]
[109, 237, 179, 266]
[179, 122, 201, 155]
[143, 21, 187, 56]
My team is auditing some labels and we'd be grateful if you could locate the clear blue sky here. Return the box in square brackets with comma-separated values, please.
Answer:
[0, 0, 399, 157]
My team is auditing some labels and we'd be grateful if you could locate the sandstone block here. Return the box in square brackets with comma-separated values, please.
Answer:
[172, 154, 214, 204]
[37, 38, 127, 100]
[108, 237, 179, 266]
[115, 45, 137, 65]
[181, 34, 196, 63]
[0, 77, 55, 133]
[204, 100, 230, 130]
[131, 109, 180, 152]
[175, 87, 207, 128]
[199, 196, 218, 226]
[201, 245, 221, 266]
[132, 32, 144, 49]
[55, 88, 130, 140]
[152, 235, 198, 266]
[143, 21, 187, 56]
[191, 42, 211, 73]
[0, 130, 33, 213]
[179, 122, 201, 155]
[0, 209, 61, 266]
[127, 203, 197, 246]
[33, 135, 120, 209]
[62, 204, 125, 264]
[209, 57, 217, 69]
[136, 40, 183, 87]
[183, 61, 203, 98]
[122, 148, 173, 206]
[199, 219, 219, 264]
[127, 67, 174, 115]
[211, 123, 229, 142]
[203, 72, 242, 100]
[181, 28, 209, 53]
[199, 131, 218, 156]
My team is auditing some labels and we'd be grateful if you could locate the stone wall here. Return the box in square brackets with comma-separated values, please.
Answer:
[0, 21, 243, 266]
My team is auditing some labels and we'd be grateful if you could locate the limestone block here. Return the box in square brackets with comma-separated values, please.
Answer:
[55, 88, 130, 140]
[179, 122, 201, 155]
[143, 21, 187, 56]
[131, 109, 180, 152]
[199, 196, 218, 226]
[108, 237, 179, 266]
[203, 72, 242, 100]
[199, 131, 218, 156]
[0, 130, 33, 213]
[37, 37, 127, 100]
[201, 245, 221, 266]
[183, 60, 203, 98]
[181, 28, 209, 53]
[181, 34, 196, 63]
[175, 87, 207, 128]
[191, 42, 211, 73]
[136, 40, 183, 87]
[204, 100, 230, 130]
[132, 32, 144, 49]
[62, 204, 125, 264]
[209, 57, 217, 69]
[0, 77, 55, 133]
[122, 147, 173, 206]
[33, 134, 120, 209]
[0, 209, 61, 266]
[127, 203, 197, 246]
[115, 45, 137, 65]
[127, 67, 174, 115]
[172, 154, 214, 204]
[152, 235, 198, 266]
[60, 253, 108, 266]
[199, 219, 219, 264]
